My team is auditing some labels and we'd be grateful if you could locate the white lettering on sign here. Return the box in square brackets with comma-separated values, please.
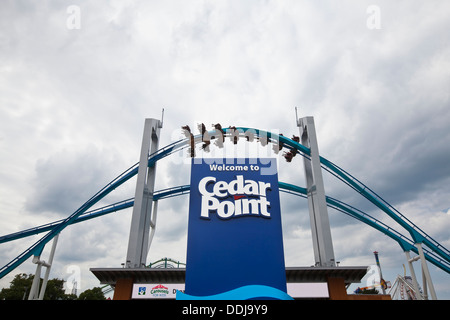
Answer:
[198, 175, 271, 219]
[208, 164, 260, 172]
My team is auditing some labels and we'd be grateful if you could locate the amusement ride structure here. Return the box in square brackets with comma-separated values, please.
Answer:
[0, 113, 449, 300]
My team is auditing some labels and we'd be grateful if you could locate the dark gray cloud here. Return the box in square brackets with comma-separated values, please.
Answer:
[25, 146, 126, 217]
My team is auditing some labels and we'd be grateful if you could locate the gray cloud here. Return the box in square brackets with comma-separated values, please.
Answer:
[1, 0, 449, 298]
[25, 145, 126, 216]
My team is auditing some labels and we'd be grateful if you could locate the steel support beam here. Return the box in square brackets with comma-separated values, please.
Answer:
[404, 250, 422, 300]
[28, 234, 59, 300]
[298, 116, 335, 267]
[126, 118, 162, 268]
[416, 243, 437, 299]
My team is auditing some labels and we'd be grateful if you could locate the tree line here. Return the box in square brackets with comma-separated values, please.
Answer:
[0, 273, 107, 300]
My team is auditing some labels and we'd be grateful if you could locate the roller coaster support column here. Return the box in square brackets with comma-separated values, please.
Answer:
[126, 118, 162, 268]
[416, 243, 437, 299]
[28, 234, 59, 300]
[404, 250, 422, 300]
[298, 116, 336, 267]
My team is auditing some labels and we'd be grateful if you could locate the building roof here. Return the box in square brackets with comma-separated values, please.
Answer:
[90, 266, 368, 286]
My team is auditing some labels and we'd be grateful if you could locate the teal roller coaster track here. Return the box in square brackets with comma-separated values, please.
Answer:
[1, 127, 449, 280]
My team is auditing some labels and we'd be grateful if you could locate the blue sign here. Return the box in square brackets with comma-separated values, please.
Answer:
[177, 158, 292, 300]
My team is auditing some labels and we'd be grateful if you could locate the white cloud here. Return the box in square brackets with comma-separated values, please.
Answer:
[1, 0, 449, 299]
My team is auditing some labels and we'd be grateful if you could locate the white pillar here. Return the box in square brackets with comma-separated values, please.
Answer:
[28, 261, 42, 300]
[126, 118, 162, 268]
[38, 234, 59, 300]
[404, 250, 422, 300]
[298, 116, 335, 267]
[28, 234, 59, 300]
[416, 243, 437, 300]
[147, 200, 159, 254]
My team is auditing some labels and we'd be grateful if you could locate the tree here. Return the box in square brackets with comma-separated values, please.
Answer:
[0, 273, 76, 300]
[43, 277, 75, 300]
[361, 288, 380, 294]
[354, 286, 380, 295]
[78, 287, 106, 300]
[0, 273, 32, 300]
[0, 273, 107, 300]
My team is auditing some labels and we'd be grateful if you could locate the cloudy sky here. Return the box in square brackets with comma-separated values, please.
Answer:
[1, 0, 449, 299]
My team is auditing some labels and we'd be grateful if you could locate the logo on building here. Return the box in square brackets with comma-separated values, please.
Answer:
[150, 284, 169, 297]
[138, 287, 146, 295]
